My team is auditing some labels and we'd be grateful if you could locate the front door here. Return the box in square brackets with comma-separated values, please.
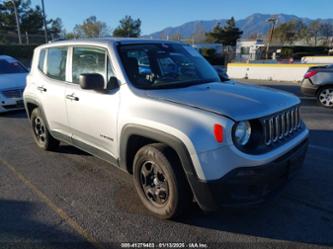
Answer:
[65, 46, 119, 159]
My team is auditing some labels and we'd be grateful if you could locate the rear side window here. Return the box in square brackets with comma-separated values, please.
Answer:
[38, 49, 46, 73]
[46, 47, 67, 81]
[72, 47, 106, 84]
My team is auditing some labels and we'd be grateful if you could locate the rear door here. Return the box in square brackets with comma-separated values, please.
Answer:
[35, 47, 70, 139]
[65, 46, 120, 159]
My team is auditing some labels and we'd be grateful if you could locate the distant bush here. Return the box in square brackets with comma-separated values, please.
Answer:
[204, 56, 225, 65]
[199, 48, 216, 57]
[279, 46, 329, 60]
[281, 48, 293, 58]
[198, 48, 225, 65]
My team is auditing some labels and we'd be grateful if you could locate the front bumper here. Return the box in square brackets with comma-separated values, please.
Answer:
[189, 138, 308, 211]
[301, 78, 318, 96]
[0, 98, 25, 113]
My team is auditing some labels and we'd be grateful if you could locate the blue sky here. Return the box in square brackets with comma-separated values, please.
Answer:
[30, 0, 333, 35]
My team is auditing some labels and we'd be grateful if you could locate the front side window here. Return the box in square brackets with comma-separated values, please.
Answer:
[0, 59, 27, 74]
[46, 47, 67, 81]
[117, 43, 219, 89]
[72, 47, 106, 84]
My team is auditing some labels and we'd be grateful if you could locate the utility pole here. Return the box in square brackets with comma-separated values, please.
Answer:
[10, 0, 22, 44]
[41, 0, 48, 43]
[265, 16, 278, 60]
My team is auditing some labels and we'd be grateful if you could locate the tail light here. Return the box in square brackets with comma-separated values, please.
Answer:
[304, 70, 318, 79]
[214, 124, 224, 143]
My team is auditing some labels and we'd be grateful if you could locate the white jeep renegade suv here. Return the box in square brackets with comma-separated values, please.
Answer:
[24, 39, 309, 219]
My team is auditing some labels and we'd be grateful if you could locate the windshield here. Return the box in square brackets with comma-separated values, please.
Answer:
[0, 59, 28, 74]
[117, 43, 220, 89]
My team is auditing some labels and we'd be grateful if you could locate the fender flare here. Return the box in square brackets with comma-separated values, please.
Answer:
[119, 124, 218, 211]
[119, 124, 197, 177]
[24, 97, 49, 128]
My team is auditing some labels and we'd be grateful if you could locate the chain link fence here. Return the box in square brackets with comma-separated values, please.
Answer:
[0, 31, 48, 45]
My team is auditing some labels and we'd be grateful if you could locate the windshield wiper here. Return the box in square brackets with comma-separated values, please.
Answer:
[148, 79, 216, 89]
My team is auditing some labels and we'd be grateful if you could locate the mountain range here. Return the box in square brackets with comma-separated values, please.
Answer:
[147, 13, 333, 39]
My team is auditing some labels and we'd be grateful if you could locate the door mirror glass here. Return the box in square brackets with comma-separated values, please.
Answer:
[79, 73, 105, 90]
[107, 76, 119, 89]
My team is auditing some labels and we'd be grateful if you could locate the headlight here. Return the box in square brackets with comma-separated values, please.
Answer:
[234, 121, 251, 146]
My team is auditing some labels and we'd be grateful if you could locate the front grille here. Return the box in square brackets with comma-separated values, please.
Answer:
[262, 106, 302, 146]
[1, 88, 24, 99]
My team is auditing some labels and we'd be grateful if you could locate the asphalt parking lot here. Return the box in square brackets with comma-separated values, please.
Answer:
[0, 80, 332, 249]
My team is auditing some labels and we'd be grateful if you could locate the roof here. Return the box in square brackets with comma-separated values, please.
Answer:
[37, 37, 182, 49]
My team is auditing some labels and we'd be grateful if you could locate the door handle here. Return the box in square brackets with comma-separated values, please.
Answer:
[37, 86, 47, 92]
[66, 94, 79, 101]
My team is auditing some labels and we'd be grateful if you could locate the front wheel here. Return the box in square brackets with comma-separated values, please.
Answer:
[30, 108, 59, 150]
[133, 143, 191, 219]
[317, 86, 333, 108]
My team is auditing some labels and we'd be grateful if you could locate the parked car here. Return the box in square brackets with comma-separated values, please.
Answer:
[0, 55, 28, 113]
[24, 39, 309, 219]
[301, 65, 333, 108]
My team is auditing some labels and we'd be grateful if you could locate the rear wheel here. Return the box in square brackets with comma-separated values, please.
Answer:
[31, 108, 59, 150]
[133, 143, 191, 219]
[317, 86, 333, 108]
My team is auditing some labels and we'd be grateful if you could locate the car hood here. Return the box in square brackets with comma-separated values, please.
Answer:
[0, 73, 27, 90]
[146, 81, 300, 121]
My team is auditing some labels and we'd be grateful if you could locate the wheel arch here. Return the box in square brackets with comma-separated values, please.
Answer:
[119, 124, 197, 178]
[316, 83, 333, 96]
[24, 98, 50, 129]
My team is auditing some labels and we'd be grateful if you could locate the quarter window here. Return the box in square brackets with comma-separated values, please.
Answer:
[72, 47, 106, 84]
[38, 49, 46, 73]
[46, 47, 67, 81]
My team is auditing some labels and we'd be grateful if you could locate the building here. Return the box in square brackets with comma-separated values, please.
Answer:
[235, 39, 265, 61]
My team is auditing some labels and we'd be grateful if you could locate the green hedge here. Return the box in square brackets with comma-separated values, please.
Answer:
[203, 55, 225, 65]
[0, 45, 37, 60]
[277, 46, 330, 60]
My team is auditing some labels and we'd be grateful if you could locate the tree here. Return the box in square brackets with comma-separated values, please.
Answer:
[65, 32, 79, 40]
[308, 20, 321, 46]
[113, 16, 141, 37]
[0, 0, 63, 42]
[319, 22, 333, 46]
[169, 32, 182, 41]
[20, 5, 44, 34]
[0, 0, 31, 32]
[206, 17, 243, 46]
[273, 20, 307, 45]
[159, 31, 167, 40]
[49, 18, 63, 39]
[73, 16, 109, 38]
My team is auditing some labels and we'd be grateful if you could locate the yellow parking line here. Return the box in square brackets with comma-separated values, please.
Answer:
[0, 158, 106, 249]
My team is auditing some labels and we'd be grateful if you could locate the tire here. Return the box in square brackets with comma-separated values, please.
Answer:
[30, 108, 59, 151]
[133, 143, 192, 219]
[317, 86, 333, 108]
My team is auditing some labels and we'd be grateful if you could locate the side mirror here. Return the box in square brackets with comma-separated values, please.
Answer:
[107, 76, 119, 90]
[79, 73, 105, 90]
